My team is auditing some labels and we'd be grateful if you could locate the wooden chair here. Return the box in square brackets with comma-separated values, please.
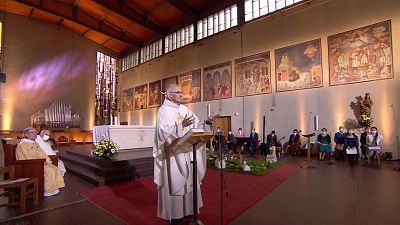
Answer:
[0, 165, 39, 214]
[2, 139, 58, 198]
[57, 136, 69, 146]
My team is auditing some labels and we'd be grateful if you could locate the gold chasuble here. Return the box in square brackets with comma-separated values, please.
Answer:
[16, 139, 65, 195]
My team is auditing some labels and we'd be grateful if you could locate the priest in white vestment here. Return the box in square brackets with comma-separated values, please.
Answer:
[153, 84, 207, 223]
[36, 129, 67, 176]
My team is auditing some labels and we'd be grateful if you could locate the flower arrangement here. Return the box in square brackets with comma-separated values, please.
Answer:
[359, 113, 373, 127]
[207, 150, 281, 176]
[92, 138, 119, 159]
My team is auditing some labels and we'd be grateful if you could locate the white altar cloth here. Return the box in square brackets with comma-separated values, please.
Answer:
[92, 125, 155, 150]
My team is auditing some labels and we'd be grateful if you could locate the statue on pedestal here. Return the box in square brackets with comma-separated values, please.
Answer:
[361, 93, 373, 116]
[359, 93, 373, 127]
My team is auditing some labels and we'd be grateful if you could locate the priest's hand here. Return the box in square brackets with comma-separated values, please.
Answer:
[182, 114, 194, 128]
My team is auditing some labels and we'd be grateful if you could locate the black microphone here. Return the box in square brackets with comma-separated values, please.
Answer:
[205, 119, 213, 125]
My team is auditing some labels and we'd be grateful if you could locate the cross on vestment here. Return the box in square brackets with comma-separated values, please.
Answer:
[176, 112, 185, 122]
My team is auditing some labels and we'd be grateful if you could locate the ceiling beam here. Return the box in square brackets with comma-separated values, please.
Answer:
[14, 0, 142, 48]
[199, 0, 237, 18]
[91, 0, 165, 36]
[165, 0, 197, 21]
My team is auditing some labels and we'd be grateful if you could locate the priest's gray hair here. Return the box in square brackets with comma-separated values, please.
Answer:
[23, 127, 34, 135]
[165, 83, 179, 100]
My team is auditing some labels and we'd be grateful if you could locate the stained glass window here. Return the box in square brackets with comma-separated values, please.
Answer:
[95, 52, 117, 125]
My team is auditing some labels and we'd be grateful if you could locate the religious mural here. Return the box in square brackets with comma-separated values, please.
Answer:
[275, 39, 323, 92]
[148, 80, 161, 108]
[328, 20, 393, 85]
[121, 88, 134, 112]
[235, 52, 271, 97]
[178, 69, 201, 103]
[203, 62, 232, 101]
[161, 76, 177, 103]
[134, 84, 148, 110]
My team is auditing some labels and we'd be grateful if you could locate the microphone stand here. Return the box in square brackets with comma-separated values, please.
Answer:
[217, 129, 228, 225]
[390, 105, 400, 171]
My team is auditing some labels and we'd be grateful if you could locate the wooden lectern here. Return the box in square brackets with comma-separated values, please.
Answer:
[302, 133, 316, 169]
[170, 128, 213, 225]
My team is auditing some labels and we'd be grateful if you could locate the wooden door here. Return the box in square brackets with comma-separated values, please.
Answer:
[213, 116, 231, 141]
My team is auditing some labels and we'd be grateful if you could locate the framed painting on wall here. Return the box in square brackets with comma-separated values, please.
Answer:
[148, 80, 161, 108]
[121, 88, 134, 112]
[235, 52, 271, 97]
[178, 69, 201, 103]
[203, 62, 232, 101]
[161, 76, 177, 103]
[134, 84, 148, 110]
[275, 39, 323, 92]
[328, 20, 393, 86]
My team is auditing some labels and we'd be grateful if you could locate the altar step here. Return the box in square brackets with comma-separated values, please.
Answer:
[58, 149, 154, 186]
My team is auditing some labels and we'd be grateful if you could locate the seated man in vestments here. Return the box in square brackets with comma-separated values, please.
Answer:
[16, 127, 65, 197]
[153, 84, 207, 225]
[36, 129, 67, 176]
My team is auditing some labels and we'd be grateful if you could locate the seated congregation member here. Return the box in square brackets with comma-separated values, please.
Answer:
[16, 127, 65, 197]
[249, 128, 259, 155]
[366, 126, 384, 166]
[266, 131, 278, 148]
[360, 126, 370, 160]
[317, 128, 331, 160]
[266, 131, 278, 156]
[288, 129, 301, 155]
[334, 126, 347, 160]
[226, 130, 236, 152]
[36, 129, 67, 175]
[344, 129, 359, 164]
[235, 128, 244, 137]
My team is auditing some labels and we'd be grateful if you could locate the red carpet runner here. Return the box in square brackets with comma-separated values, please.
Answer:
[80, 164, 299, 225]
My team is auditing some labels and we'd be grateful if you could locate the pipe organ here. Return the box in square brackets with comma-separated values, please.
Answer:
[31, 100, 80, 128]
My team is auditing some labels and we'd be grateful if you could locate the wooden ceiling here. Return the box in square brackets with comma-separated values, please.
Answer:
[0, 0, 237, 55]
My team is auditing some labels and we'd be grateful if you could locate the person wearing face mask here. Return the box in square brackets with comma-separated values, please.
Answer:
[366, 127, 384, 166]
[16, 127, 65, 197]
[360, 126, 371, 160]
[226, 130, 236, 152]
[214, 127, 225, 152]
[266, 131, 278, 156]
[317, 128, 331, 160]
[288, 129, 301, 156]
[36, 129, 67, 175]
[250, 128, 259, 155]
[334, 126, 347, 160]
[344, 129, 359, 164]
[235, 128, 244, 137]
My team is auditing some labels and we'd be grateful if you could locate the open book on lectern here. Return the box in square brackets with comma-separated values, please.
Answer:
[170, 128, 211, 154]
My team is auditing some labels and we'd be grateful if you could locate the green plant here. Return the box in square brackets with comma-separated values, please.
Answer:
[359, 113, 373, 127]
[207, 151, 282, 176]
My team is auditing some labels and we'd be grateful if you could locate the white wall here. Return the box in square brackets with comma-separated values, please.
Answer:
[119, 0, 400, 158]
[1, 13, 99, 131]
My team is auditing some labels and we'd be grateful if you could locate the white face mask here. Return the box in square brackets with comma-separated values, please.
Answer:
[340, 129, 344, 132]
[371, 131, 377, 135]
[42, 135, 50, 141]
